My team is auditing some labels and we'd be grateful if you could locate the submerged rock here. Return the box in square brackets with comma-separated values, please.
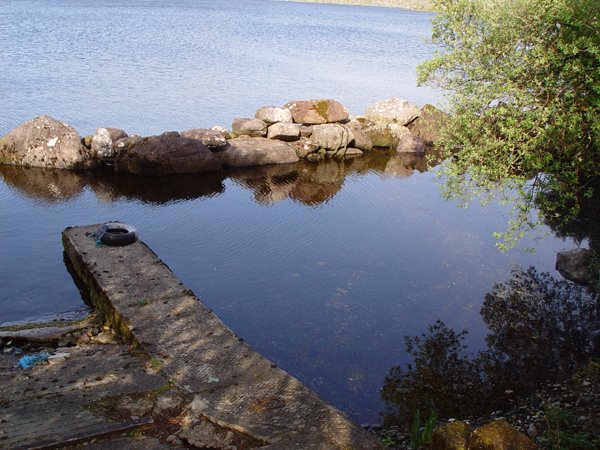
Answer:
[556, 248, 594, 285]
[284, 99, 349, 125]
[0, 115, 93, 169]
[396, 133, 427, 154]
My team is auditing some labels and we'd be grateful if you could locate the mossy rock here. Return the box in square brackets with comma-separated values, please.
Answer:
[468, 420, 538, 450]
[432, 421, 471, 450]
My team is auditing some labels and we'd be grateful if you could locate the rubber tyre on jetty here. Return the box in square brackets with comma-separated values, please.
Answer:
[96, 222, 138, 246]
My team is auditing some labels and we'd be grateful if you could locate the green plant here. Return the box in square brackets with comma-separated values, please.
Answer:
[541, 407, 600, 449]
[419, 0, 599, 250]
[409, 409, 437, 449]
[381, 433, 395, 447]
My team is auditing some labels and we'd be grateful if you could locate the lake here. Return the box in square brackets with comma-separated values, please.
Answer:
[0, 0, 575, 424]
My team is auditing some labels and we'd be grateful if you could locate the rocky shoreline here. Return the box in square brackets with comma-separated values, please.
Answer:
[0, 98, 447, 176]
[366, 359, 600, 449]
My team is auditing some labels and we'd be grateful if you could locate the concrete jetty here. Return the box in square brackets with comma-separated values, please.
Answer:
[62, 224, 383, 449]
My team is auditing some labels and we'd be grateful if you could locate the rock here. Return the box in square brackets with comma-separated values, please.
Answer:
[220, 137, 299, 167]
[267, 122, 301, 141]
[362, 120, 410, 148]
[115, 133, 222, 175]
[291, 139, 319, 159]
[0, 115, 93, 169]
[119, 396, 154, 417]
[180, 128, 229, 149]
[347, 122, 373, 152]
[114, 134, 142, 151]
[82, 135, 93, 149]
[345, 148, 364, 158]
[284, 99, 349, 124]
[255, 106, 293, 124]
[396, 133, 427, 154]
[556, 248, 594, 285]
[310, 124, 352, 151]
[92, 331, 119, 345]
[91, 127, 128, 159]
[407, 104, 449, 144]
[431, 421, 471, 450]
[306, 152, 325, 163]
[468, 420, 537, 450]
[179, 420, 236, 449]
[365, 97, 420, 125]
[299, 125, 313, 138]
[154, 394, 182, 414]
[231, 118, 268, 137]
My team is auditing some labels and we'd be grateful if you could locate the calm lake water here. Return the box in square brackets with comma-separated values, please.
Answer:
[0, 0, 575, 423]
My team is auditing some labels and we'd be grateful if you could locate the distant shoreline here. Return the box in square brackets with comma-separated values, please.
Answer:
[273, 0, 435, 12]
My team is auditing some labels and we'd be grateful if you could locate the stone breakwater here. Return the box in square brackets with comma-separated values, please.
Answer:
[0, 98, 447, 176]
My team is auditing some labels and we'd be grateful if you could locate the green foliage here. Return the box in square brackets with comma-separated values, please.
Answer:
[541, 406, 600, 449]
[419, 0, 600, 249]
[409, 409, 437, 449]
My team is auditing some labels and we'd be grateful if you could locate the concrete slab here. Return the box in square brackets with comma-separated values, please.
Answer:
[0, 344, 164, 449]
[63, 224, 384, 449]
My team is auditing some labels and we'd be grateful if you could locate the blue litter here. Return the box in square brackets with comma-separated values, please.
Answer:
[18, 352, 50, 369]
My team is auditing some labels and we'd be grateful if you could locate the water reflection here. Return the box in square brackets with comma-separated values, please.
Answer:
[381, 268, 600, 426]
[1, 150, 432, 206]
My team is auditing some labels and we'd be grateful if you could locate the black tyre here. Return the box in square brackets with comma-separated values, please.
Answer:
[96, 222, 138, 246]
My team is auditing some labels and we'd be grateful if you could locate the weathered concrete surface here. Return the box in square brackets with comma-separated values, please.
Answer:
[62, 225, 384, 449]
[0, 344, 164, 449]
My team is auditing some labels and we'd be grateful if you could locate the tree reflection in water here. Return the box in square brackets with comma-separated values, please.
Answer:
[381, 268, 600, 427]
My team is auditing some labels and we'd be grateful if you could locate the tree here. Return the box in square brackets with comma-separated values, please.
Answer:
[418, 0, 599, 249]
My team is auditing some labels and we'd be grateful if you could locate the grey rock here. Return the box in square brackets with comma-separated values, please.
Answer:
[347, 121, 372, 152]
[220, 137, 299, 167]
[396, 133, 427, 154]
[179, 420, 235, 449]
[284, 99, 349, 125]
[365, 97, 420, 126]
[556, 248, 594, 285]
[93, 331, 119, 345]
[345, 147, 364, 158]
[114, 134, 142, 151]
[0, 115, 93, 169]
[310, 124, 352, 151]
[256, 106, 293, 124]
[267, 122, 301, 141]
[291, 139, 319, 159]
[154, 394, 182, 414]
[91, 127, 128, 159]
[115, 133, 222, 175]
[299, 125, 313, 138]
[232, 118, 268, 137]
[180, 128, 229, 149]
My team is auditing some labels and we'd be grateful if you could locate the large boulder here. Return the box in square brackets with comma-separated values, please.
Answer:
[255, 106, 293, 124]
[231, 118, 268, 137]
[284, 99, 349, 125]
[180, 128, 229, 149]
[115, 133, 222, 175]
[407, 104, 449, 144]
[468, 420, 537, 450]
[220, 137, 299, 167]
[91, 127, 128, 159]
[267, 122, 301, 142]
[556, 248, 594, 285]
[431, 421, 471, 450]
[364, 97, 420, 126]
[361, 120, 410, 148]
[347, 122, 372, 152]
[0, 115, 93, 169]
[396, 133, 427, 154]
[310, 124, 352, 150]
